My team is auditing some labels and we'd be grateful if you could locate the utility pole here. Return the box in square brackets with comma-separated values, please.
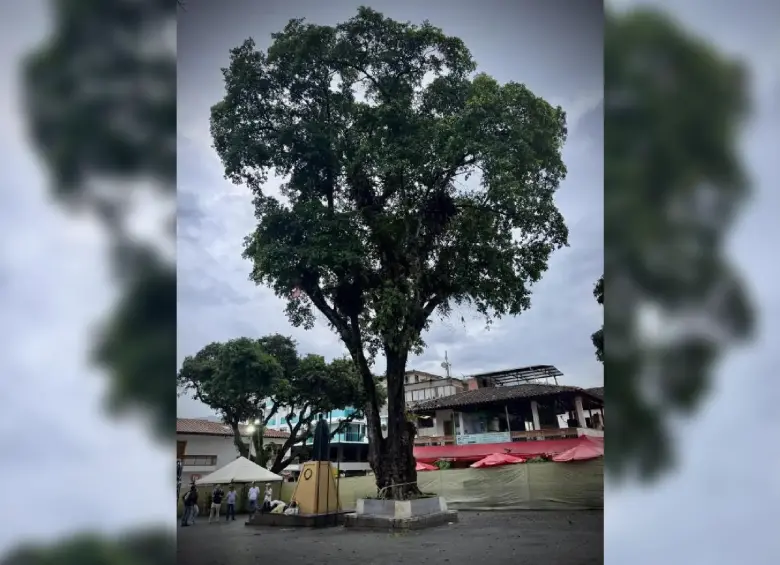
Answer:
[441, 351, 452, 379]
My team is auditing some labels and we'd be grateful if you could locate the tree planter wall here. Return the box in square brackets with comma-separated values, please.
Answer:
[345, 497, 457, 530]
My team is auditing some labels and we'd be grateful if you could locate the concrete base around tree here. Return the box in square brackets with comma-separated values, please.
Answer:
[344, 497, 458, 531]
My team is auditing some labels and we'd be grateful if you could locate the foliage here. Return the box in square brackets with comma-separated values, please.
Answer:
[434, 460, 451, 470]
[591, 275, 603, 363]
[1, 530, 173, 565]
[210, 6, 568, 497]
[22, 0, 176, 438]
[178, 337, 283, 428]
[177, 334, 385, 473]
[605, 9, 753, 480]
[525, 455, 551, 464]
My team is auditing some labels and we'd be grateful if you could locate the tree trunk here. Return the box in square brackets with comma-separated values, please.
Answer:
[252, 426, 265, 466]
[229, 422, 250, 459]
[366, 351, 420, 500]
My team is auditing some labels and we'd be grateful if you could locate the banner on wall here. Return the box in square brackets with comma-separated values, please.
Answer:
[455, 432, 511, 445]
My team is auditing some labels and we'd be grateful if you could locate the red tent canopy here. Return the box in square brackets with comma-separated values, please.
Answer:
[414, 437, 602, 464]
[415, 461, 438, 471]
[552, 436, 604, 462]
[470, 453, 525, 468]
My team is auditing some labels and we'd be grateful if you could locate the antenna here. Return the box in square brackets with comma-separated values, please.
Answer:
[440, 351, 452, 379]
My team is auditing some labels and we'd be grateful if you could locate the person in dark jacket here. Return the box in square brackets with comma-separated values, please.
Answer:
[181, 485, 198, 526]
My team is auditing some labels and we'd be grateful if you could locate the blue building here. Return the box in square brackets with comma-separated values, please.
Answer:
[265, 403, 372, 475]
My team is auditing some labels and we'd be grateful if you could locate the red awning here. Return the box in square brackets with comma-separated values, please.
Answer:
[414, 436, 603, 463]
[470, 453, 526, 468]
[552, 436, 604, 462]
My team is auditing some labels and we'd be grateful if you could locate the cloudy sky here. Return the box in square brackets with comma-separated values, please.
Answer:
[176, 0, 605, 418]
[0, 0, 171, 552]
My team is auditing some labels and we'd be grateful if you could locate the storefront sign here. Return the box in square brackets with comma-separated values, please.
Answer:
[455, 432, 511, 445]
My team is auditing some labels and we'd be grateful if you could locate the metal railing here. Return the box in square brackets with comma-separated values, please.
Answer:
[377, 480, 420, 499]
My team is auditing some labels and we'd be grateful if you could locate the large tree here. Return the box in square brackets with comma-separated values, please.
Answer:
[210, 8, 569, 498]
[177, 335, 382, 474]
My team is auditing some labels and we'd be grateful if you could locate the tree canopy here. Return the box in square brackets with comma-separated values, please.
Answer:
[22, 0, 176, 438]
[605, 8, 753, 479]
[211, 7, 568, 359]
[177, 335, 384, 473]
[210, 7, 569, 497]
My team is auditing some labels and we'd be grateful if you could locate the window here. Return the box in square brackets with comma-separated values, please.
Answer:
[405, 392, 412, 402]
[424, 388, 433, 399]
[412, 390, 422, 401]
[182, 455, 217, 466]
[177, 441, 187, 459]
[418, 417, 434, 429]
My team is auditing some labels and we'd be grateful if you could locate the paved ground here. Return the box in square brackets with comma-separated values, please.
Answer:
[177, 510, 603, 565]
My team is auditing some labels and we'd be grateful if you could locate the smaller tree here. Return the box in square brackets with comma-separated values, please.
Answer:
[177, 338, 283, 459]
[592, 275, 603, 363]
[178, 335, 385, 474]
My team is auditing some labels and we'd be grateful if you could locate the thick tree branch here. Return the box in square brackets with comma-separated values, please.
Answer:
[300, 276, 354, 345]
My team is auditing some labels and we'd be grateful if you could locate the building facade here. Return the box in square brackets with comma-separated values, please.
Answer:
[409, 368, 604, 448]
[403, 370, 467, 405]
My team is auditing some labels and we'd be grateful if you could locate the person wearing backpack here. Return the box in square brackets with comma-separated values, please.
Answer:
[181, 485, 198, 527]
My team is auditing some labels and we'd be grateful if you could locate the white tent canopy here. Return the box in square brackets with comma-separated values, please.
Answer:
[195, 456, 283, 485]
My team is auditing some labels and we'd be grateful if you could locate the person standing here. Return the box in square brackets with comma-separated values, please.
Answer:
[209, 485, 224, 523]
[247, 482, 260, 517]
[262, 483, 273, 513]
[225, 485, 237, 521]
[181, 485, 198, 527]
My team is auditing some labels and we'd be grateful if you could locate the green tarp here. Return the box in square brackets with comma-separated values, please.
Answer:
[279, 460, 603, 511]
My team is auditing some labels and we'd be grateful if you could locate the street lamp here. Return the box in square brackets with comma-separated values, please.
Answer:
[246, 418, 262, 462]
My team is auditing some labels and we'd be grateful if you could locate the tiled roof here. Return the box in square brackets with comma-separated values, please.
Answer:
[409, 383, 602, 412]
[586, 387, 604, 400]
[176, 418, 290, 438]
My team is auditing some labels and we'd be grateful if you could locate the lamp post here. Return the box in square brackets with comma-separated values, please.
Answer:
[246, 418, 261, 463]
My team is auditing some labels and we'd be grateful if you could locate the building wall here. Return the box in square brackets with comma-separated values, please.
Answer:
[177, 433, 287, 484]
[177, 433, 248, 485]
[404, 373, 466, 404]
